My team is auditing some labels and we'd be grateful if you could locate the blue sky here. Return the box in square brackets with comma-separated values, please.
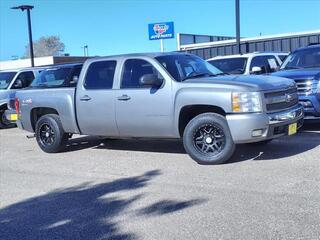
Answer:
[1, 0, 320, 60]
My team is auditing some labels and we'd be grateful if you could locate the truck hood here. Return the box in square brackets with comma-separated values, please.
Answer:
[184, 74, 296, 92]
[271, 68, 320, 79]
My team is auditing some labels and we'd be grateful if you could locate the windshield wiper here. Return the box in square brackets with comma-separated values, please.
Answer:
[214, 72, 230, 76]
[182, 72, 217, 81]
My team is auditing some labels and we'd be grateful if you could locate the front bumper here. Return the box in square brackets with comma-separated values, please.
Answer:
[227, 104, 304, 144]
[298, 94, 320, 119]
[4, 109, 18, 124]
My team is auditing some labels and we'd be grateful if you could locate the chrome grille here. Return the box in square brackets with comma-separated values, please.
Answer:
[264, 88, 299, 112]
[294, 79, 316, 95]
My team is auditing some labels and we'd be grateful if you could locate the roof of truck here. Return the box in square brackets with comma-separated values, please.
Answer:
[88, 51, 193, 60]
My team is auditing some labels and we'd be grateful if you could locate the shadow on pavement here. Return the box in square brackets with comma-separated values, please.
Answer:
[0, 170, 206, 240]
[65, 137, 186, 154]
[228, 130, 320, 164]
[62, 121, 320, 164]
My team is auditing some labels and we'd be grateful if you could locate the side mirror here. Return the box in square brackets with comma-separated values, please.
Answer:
[139, 74, 163, 87]
[13, 79, 23, 89]
[70, 75, 79, 85]
[251, 66, 262, 74]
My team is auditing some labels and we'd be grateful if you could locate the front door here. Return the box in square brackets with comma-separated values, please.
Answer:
[115, 58, 174, 138]
[76, 60, 119, 136]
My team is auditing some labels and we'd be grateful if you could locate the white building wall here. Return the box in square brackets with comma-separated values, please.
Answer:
[0, 56, 54, 70]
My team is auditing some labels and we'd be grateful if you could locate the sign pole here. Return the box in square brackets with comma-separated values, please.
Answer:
[160, 39, 164, 52]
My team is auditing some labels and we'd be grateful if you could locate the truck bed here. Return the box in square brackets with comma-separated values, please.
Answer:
[16, 88, 80, 134]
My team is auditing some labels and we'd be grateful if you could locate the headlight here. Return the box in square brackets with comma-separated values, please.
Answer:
[232, 92, 262, 113]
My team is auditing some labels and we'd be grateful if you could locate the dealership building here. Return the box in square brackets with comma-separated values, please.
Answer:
[178, 29, 320, 59]
[0, 56, 89, 70]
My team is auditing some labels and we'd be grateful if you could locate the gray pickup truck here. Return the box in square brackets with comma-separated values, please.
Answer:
[16, 53, 304, 164]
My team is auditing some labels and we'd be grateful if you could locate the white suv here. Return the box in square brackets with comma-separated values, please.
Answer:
[207, 52, 288, 75]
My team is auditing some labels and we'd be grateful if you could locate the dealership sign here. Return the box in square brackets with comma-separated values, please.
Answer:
[148, 22, 174, 40]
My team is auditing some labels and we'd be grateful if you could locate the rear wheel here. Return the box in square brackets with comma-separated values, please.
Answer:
[183, 113, 235, 165]
[35, 114, 68, 153]
[0, 109, 15, 129]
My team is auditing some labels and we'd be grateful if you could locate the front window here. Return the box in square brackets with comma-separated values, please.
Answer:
[208, 58, 247, 74]
[281, 47, 320, 70]
[155, 54, 223, 82]
[0, 72, 16, 90]
[31, 67, 73, 88]
[121, 59, 163, 88]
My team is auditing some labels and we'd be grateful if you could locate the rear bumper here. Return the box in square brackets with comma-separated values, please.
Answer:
[227, 104, 304, 144]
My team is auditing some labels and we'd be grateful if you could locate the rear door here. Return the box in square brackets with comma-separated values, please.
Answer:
[76, 60, 119, 136]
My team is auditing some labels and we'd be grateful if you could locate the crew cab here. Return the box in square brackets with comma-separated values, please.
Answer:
[207, 52, 288, 75]
[4, 63, 83, 125]
[15, 53, 303, 164]
[272, 44, 320, 120]
[0, 68, 43, 128]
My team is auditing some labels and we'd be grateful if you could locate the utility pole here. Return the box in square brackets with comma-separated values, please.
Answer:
[235, 0, 241, 54]
[11, 5, 35, 67]
[82, 45, 89, 56]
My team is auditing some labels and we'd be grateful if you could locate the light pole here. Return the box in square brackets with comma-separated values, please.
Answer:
[235, 0, 241, 54]
[11, 5, 35, 67]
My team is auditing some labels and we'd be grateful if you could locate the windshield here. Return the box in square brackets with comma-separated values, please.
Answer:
[0, 72, 17, 90]
[31, 67, 73, 88]
[281, 47, 320, 70]
[208, 57, 247, 74]
[155, 54, 223, 82]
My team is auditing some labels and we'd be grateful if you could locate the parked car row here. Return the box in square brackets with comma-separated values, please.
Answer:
[5, 52, 303, 165]
[2, 63, 83, 127]
[207, 44, 320, 120]
[1, 45, 319, 164]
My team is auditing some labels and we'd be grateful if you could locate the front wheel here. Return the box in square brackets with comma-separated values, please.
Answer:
[35, 114, 68, 153]
[183, 113, 235, 165]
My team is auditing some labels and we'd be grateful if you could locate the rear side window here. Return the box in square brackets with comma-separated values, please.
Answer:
[84, 61, 116, 89]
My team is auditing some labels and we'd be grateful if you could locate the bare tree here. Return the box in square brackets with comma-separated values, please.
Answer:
[24, 36, 65, 58]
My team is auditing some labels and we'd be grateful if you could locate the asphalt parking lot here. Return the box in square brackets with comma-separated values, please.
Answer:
[0, 123, 319, 240]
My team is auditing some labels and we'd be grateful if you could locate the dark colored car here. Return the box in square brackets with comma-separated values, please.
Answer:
[272, 44, 320, 120]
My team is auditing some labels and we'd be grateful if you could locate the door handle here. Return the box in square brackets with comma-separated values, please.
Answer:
[80, 95, 92, 101]
[117, 94, 131, 101]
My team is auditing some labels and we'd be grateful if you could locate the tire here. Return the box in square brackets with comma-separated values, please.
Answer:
[35, 114, 68, 153]
[183, 113, 235, 165]
[0, 109, 15, 129]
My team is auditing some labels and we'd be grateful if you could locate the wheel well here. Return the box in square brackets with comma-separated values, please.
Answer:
[178, 105, 226, 137]
[31, 107, 59, 130]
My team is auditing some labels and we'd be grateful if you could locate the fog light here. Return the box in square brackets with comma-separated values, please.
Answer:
[252, 129, 263, 137]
